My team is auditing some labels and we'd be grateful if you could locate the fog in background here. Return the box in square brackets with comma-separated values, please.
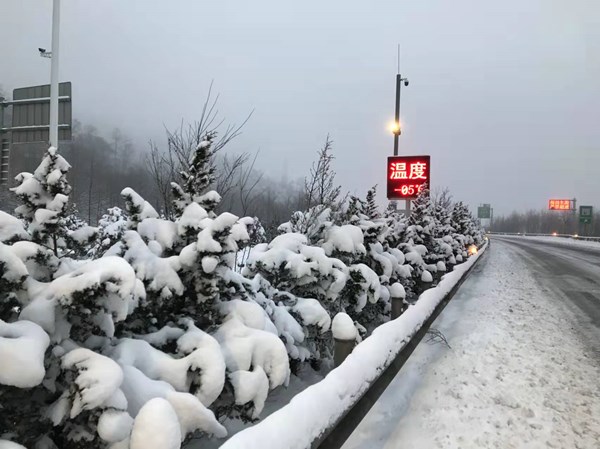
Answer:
[1, 0, 599, 215]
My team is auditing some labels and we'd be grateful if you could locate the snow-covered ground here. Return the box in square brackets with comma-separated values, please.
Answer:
[343, 240, 600, 449]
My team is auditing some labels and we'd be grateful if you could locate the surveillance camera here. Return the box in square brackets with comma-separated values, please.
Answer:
[404, 80, 409, 87]
[39, 48, 46, 53]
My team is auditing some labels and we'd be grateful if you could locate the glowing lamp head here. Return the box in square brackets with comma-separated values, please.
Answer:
[468, 245, 478, 256]
[552, 232, 558, 237]
[389, 121, 401, 135]
[573, 234, 579, 238]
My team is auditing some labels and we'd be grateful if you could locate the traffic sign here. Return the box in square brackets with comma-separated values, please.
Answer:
[387, 155, 430, 200]
[478, 204, 491, 219]
[0, 82, 72, 185]
[548, 199, 575, 211]
[579, 206, 593, 224]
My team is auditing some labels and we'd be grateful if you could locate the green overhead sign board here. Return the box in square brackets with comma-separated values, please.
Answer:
[579, 206, 593, 225]
[477, 204, 491, 219]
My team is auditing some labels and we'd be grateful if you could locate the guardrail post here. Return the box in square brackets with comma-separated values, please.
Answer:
[334, 338, 355, 367]
[391, 296, 405, 320]
[332, 312, 357, 367]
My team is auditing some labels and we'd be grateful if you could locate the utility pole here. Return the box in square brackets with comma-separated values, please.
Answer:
[393, 74, 401, 156]
[49, 0, 61, 148]
[392, 70, 409, 213]
[392, 73, 409, 156]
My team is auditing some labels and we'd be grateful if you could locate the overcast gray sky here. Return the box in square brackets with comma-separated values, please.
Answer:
[1, 0, 599, 215]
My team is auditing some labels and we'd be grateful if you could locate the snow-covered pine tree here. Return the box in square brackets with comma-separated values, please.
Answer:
[361, 185, 380, 219]
[122, 186, 160, 230]
[342, 196, 365, 224]
[62, 204, 99, 258]
[451, 201, 474, 262]
[171, 131, 221, 217]
[430, 191, 455, 270]
[403, 186, 437, 288]
[383, 202, 408, 249]
[10, 146, 72, 256]
[92, 206, 128, 257]
[235, 216, 267, 272]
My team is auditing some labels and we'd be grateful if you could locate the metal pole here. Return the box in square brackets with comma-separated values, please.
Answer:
[573, 198, 577, 235]
[0, 99, 4, 133]
[393, 74, 401, 156]
[49, 0, 60, 148]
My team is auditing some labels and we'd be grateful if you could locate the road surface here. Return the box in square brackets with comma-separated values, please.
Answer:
[496, 236, 600, 356]
[342, 237, 600, 449]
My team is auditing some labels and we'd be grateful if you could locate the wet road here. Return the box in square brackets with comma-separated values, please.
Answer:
[494, 236, 600, 358]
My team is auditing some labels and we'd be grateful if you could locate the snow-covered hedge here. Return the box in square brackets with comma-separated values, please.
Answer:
[219, 240, 488, 449]
[0, 145, 484, 448]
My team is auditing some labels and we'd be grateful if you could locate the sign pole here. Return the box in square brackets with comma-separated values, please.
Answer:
[572, 198, 577, 235]
[49, 0, 61, 148]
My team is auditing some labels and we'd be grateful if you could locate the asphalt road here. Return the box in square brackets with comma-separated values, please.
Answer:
[493, 236, 600, 359]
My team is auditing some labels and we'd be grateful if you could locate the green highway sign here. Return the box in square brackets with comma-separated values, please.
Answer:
[477, 204, 491, 219]
[579, 206, 593, 225]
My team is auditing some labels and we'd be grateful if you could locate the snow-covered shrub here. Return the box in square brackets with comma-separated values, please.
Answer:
[278, 205, 334, 245]
[338, 190, 413, 328]
[93, 207, 128, 257]
[451, 201, 484, 258]
[243, 233, 347, 309]
[242, 233, 341, 365]
[0, 146, 238, 448]
[9, 147, 73, 256]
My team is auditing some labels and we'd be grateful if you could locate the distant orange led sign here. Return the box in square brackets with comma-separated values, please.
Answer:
[387, 155, 430, 200]
[548, 199, 573, 211]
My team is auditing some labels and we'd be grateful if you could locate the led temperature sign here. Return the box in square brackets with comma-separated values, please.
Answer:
[387, 155, 431, 200]
[548, 199, 574, 211]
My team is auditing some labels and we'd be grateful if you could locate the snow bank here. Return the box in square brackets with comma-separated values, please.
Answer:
[176, 320, 226, 406]
[122, 231, 183, 298]
[229, 366, 270, 419]
[0, 319, 50, 388]
[290, 297, 331, 333]
[220, 242, 488, 449]
[0, 440, 28, 449]
[62, 348, 125, 418]
[332, 313, 357, 341]
[130, 398, 181, 449]
[322, 225, 366, 256]
[214, 318, 290, 389]
[0, 242, 29, 288]
[137, 218, 178, 252]
[119, 365, 226, 439]
[0, 211, 29, 243]
[97, 409, 134, 443]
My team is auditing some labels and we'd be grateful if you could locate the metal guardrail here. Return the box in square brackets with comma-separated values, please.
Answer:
[311, 243, 489, 449]
[489, 232, 600, 242]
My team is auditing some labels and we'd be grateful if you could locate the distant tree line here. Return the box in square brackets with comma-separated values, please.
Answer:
[491, 209, 600, 236]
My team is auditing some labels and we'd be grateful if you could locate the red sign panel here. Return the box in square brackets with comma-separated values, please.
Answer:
[387, 155, 430, 200]
[548, 199, 574, 211]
